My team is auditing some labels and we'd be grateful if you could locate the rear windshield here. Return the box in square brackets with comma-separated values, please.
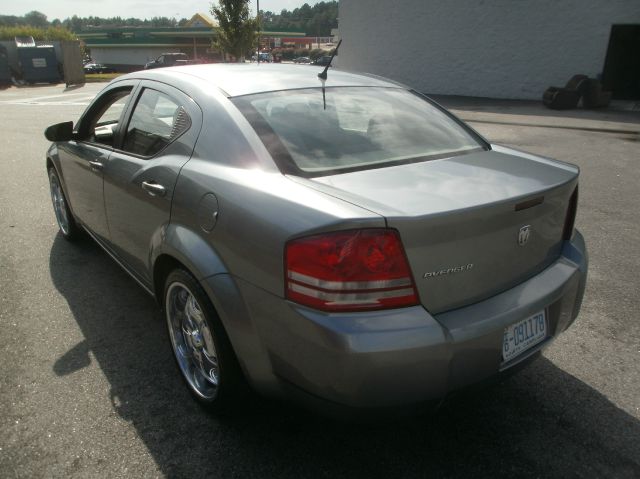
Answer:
[233, 87, 484, 176]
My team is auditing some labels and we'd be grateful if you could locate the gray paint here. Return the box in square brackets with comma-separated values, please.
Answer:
[300, 149, 579, 312]
[46, 65, 588, 409]
[56, 141, 111, 241]
[122, 63, 403, 98]
[103, 79, 203, 282]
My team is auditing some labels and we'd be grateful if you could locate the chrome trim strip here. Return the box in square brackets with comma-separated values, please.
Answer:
[287, 270, 412, 291]
[289, 283, 415, 303]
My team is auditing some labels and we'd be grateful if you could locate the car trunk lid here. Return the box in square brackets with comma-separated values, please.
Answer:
[289, 149, 579, 313]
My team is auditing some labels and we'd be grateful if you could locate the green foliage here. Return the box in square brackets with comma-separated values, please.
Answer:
[0, 11, 189, 32]
[261, 1, 338, 37]
[23, 10, 48, 28]
[0, 11, 47, 28]
[211, 0, 258, 61]
[0, 25, 77, 41]
[62, 15, 186, 31]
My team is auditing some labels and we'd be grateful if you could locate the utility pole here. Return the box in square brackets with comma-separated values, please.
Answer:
[257, 0, 260, 64]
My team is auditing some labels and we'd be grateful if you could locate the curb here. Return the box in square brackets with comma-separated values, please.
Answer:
[459, 117, 640, 135]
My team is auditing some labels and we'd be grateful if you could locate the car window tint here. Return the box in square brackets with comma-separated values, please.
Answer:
[85, 88, 132, 147]
[122, 88, 190, 157]
[235, 87, 482, 176]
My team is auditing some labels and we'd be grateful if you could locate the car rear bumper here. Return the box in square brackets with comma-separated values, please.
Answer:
[204, 230, 588, 411]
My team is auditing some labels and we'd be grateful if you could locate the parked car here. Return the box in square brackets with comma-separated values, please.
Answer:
[44, 65, 587, 415]
[252, 52, 272, 63]
[144, 53, 198, 69]
[83, 63, 115, 74]
[313, 55, 333, 66]
[293, 56, 311, 64]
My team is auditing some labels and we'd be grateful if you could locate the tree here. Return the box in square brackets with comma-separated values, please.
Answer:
[65, 15, 84, 32]
[260, 1, 338, 37]
[211, 0, 258, 61]
[23, 11, 48, 28]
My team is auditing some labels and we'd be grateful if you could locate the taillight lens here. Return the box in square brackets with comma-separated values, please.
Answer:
[285, 229, 419, 312]
[562, 186, 578, 240]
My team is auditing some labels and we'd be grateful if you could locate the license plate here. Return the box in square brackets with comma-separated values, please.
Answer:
[502, 310, 547, 362]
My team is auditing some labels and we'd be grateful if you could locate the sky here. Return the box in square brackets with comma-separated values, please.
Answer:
[1, 0, 323, 21]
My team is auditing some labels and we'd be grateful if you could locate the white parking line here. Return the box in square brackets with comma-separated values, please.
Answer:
[10, 92, 90, 102]
[0, 96, 94, 106]
[0, 85, 103, 106]
[2, 101, 93, 106]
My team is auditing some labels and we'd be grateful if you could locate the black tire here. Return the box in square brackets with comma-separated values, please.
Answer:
[48, 167, 81, 241]
[163, 268, 246, 410]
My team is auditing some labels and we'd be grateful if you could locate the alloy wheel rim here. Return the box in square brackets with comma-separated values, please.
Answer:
[49, 173, 70, 235]
[165, 282, 220, 400]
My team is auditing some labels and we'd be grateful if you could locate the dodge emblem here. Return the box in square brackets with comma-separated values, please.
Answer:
[518, 225, 531, 246]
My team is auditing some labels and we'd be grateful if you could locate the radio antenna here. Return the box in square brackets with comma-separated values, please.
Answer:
[318, 39, 342, 110]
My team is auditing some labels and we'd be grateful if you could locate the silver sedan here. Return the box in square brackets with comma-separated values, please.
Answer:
[45, 64, 588, 415]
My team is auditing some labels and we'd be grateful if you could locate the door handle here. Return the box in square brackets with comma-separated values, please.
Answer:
[89, 160, 104, 171]
[141, 181, 166, 197]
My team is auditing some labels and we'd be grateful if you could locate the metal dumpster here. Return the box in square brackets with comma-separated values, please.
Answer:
[0, 45, 11, 84]
[17, 41, 60, 84]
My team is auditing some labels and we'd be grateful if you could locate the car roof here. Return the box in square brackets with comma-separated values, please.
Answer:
[123, 64, 405, 97]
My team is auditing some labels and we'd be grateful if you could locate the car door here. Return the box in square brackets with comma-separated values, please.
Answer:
[103, 80, 202, 283]
[57, 81, 138, 241]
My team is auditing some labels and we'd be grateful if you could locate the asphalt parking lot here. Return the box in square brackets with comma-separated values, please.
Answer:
[0, 82, 639, 478]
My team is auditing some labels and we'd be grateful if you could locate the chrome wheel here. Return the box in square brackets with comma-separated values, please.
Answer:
[49, 170, 70, 235]
[166, 282, 220, 400]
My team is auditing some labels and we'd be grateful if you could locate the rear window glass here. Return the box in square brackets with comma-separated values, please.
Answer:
[233, 87, 483, 176]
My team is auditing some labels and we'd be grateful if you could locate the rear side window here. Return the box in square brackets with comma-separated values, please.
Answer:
[122, 88, 191, 157]
[234, 87, 483, 176]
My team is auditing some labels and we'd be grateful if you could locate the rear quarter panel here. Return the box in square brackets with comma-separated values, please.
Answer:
[169, 87, 385, 295]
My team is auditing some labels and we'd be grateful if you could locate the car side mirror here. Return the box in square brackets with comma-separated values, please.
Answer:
[44, 121, 76, 142]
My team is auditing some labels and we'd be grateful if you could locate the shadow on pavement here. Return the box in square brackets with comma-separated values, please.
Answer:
[49, 234, 640, 478]
[63, 83, 86, 92]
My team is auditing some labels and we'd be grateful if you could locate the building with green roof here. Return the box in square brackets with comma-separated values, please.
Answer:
[77, 13, 305, 71]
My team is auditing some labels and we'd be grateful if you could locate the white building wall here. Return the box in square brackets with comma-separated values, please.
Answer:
[91, 47, 180, 66]
[337, 0, 640, 99]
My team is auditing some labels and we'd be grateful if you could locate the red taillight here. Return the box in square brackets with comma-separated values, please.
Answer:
[285, 229, 419, 312]
[563, 186, 578, 240]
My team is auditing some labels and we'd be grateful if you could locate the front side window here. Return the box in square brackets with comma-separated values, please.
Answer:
[81, 87, 132, 146]
[122, 88, 190, 157]
[234, 87, 483, 176]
